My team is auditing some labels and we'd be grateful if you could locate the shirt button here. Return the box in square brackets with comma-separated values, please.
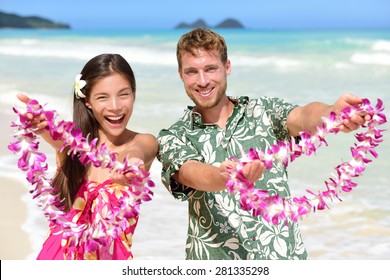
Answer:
[251, 236, 256, 241]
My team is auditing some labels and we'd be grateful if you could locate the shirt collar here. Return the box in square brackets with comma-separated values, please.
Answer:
[184, 96, 249, 130]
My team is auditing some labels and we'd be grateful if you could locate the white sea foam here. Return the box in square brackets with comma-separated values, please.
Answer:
[0, 41, 176, 66]
[372, 40, 390, 52]
[351, 52, 390, 65]
[231, 55, 302, 69]
[349, 39, 390, 65]
[20, 39, 40, 45]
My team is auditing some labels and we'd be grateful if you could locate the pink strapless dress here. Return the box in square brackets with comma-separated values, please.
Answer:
[37, 180, 138, 260]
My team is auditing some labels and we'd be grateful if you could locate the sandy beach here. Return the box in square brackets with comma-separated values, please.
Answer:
[0, 177, 32, 259]
[0, 105, 34, 259]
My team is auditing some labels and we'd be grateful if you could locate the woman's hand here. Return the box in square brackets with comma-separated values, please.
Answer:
[17, 93, 48, 134]
[110, 158, 146, 185]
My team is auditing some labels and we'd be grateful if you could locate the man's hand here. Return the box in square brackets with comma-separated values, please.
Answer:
[220, 159, 265, 184]
[331, 93, 372, 133]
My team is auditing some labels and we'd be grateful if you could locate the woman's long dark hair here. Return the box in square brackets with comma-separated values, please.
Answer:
[52, 53, 136, 212]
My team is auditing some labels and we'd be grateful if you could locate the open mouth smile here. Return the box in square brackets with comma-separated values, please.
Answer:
[105, 115, 125, 125]
[197, 87, 214, 97]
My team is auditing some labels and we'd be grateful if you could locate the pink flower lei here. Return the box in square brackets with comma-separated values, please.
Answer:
[225, 98, 387, 225]
[8, 99, 155, 254]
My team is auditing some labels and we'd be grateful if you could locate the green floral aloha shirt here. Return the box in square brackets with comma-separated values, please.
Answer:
[157, 96, 308, 260]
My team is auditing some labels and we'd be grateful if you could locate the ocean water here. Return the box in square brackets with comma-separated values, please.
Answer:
[1, 28, 389, 260]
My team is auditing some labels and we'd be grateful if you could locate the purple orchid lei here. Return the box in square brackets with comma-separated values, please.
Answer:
[8, 99, 155, 253]
[225, 98, 387, 225]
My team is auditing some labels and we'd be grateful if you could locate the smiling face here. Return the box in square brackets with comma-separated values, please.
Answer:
[179, 48, 231, 111]
[85, 72, 135, 142]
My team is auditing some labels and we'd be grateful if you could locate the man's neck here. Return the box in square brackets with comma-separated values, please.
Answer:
[196, 97, 234, 130]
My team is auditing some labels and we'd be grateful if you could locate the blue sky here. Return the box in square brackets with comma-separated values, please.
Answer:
[1, 0, 390, 29]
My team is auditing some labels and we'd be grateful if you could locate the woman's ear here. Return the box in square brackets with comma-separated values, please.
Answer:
[85, 101, 92, 109]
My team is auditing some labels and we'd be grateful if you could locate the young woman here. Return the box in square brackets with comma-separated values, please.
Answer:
[17, 53, 158, 260]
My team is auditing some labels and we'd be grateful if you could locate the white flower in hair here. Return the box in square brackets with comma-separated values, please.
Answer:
[74, 74, 86, 99]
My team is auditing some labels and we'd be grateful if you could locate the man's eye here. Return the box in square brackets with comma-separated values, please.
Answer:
[186, 70, 197, 75]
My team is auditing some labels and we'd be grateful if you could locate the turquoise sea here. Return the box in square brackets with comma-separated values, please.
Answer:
[1, 28, 389, 259]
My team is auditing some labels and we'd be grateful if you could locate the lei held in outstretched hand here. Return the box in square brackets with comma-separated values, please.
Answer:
[8, 99, 155, 255]
[225, 98, 387, 225]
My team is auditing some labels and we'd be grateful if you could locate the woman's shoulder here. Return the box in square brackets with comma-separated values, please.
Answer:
[128, 131, 158, 149]
[127, 132, 158, 167]
[132, 132, 157, 142]
[123, 129, 155, 142]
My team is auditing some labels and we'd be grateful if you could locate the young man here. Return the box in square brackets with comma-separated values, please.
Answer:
[157, 28, 370, 260]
